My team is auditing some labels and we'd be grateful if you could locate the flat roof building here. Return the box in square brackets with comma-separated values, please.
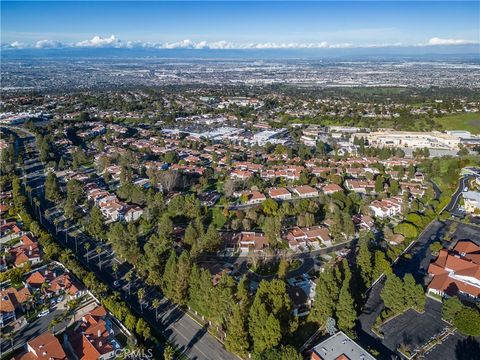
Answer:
[310, 331, 375, 360]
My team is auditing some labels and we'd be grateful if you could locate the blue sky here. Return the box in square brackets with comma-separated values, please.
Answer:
[1, 1, 479, 49]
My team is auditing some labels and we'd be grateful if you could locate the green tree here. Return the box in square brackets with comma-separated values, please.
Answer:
[372, 251, 392, 280]
[163, 344, 175, 360]
[162, 250, 177, 299]
[336, 281, 356, 333]
[249, 300, 281, 354]
[395, 222, 418, 239]
[381, 274, 405, 314]
[442, 296, 463, 323]
[225, 303, 250, 356]
[174, 251, 191, 305]
[309, 268, 339, 325]
[262, 216, 282, 247]
[262, 199, 279, 216]
[357, 236, 373, 287]
[375, 175, 384, 193]
[402, 274, 425, 311]
[201, 224, 221, 252]
[87, 206, 105, 240]
[45, 172, 62, 203]
[454, 307, 480, 336]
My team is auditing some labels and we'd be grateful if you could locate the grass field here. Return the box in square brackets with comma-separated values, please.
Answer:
[434, 112, 480, 134]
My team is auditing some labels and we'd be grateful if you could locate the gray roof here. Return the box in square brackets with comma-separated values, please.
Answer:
[311, 331, 375, 360]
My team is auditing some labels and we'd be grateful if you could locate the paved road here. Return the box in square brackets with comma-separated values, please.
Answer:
[444, 175, 474, 213]
[356, 220, 447, 359]
[9, 129, 237, 360]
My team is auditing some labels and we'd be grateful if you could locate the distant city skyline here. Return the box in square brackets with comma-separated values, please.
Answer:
[1, 1, 479, 52]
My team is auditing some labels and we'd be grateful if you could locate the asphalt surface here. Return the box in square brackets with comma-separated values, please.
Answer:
[356, 219, 448, 359]
[10, 129, 238, 360]
[444, 175, 474, 213]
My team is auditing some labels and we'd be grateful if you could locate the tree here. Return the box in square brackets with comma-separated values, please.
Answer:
[224, 179, 236, 198]
[138, 288, 146, 312]
[372, 251, 392, 280]
[87, 207, 105, 240]
[375, 175, 384, 193]
[152, 298, 161, 320]
[174, 251, 191, 305]
[225, 303, 250, 356]
[201, 224, 221, 252]
[395, 222, 418, 239]
[45, 172, 61, 203]
[255, 345, 303, 360]
[402, 273, 425, 311]
[163, 344, 175, 360]
[183, 222, 198, 247]
[262, 216, 282, 247]
[262, 199, 279, 216]
[249, 300, 281, 354]
[357, 236, 373, 287]
[277, 259, 288, 279]
[442, 296, 463, 323]
[309, 268, 338, 325]
[381, 274, 405, 314]
[454, 307, 480, 336]
[336, 281, 356, 333]
[162, 251, 177, 299]
[135, 318, 151, 340]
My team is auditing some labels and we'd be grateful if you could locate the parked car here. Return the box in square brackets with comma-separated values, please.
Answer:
[38, 309, 50, 317]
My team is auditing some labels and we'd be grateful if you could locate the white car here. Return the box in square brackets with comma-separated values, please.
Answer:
[38, 309, 50, 317]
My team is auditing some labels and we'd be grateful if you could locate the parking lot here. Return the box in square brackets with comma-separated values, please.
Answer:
[379, 298, 449, 354]
[424, 332, 480, 360]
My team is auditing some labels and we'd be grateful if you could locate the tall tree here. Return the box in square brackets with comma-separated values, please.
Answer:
[309, 268, 339, 325]
[225, 304, 250, 356]
[336, 281, 356, 333]
[45, 172, 62, 203]
[249, 300, 281, 354]
[381, 274, 405, 314]
[357, 236, 373, 287]
[174, 251, 191, 305]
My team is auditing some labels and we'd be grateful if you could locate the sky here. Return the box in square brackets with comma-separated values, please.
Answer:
[1, 1, 479, 50]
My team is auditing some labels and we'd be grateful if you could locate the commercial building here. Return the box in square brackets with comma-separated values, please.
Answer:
[310, 331, 375, 360]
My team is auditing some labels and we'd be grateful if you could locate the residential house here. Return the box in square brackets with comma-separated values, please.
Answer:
[292, 185, 318, 198]
[240, 191, 266, 205]
[14, 332, 67, 360]
[233, 232, 269, 253]
[344, 179, 375, 194]
[322, 184, 343, 195]
[65, 306, 120, 360]
[0, 286, 31, 327]
[369, 197, 403, 218]
[9, 234, 42, 267]
[286, 226, 332, 249]
[268, 187, 292, 200]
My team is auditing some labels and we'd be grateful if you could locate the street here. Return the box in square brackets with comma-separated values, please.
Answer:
[12, 129, 238, 360]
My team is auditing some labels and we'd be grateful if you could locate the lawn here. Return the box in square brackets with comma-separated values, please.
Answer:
[434, 112, 480, 134]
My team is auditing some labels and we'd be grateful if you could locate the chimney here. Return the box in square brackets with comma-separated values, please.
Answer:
[97, 329, 101, 338]
[99, 341, 102, 348]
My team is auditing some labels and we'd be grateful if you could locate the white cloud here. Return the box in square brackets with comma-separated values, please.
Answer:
[425, 37, 479, 46]
[1, 41, 26, 49]
[35, 39, 64, 49]
[3, 35, 479, 50]
[75, 35, 120, 48]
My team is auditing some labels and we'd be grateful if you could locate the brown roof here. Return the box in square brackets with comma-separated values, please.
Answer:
[19, 332, 67, 360]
